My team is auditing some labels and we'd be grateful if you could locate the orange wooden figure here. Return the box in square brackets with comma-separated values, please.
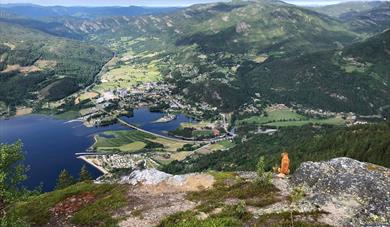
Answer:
[278, 152, 290, 175]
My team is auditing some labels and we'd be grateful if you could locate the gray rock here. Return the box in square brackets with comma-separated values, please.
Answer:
[119, 169, 172, 185]
[291, 157, 390, 226]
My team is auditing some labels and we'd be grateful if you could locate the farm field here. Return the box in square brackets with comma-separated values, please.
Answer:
[78, 92, 99, 102]
[238, 108, 306, 125]
[238, 106, 345, 127]
[180, 121, 213, 130]
[194, 140, 235, 155]
[93, 130, 190, 153]
[192, 130, 214, 138]
[93, 61, 161, 92]
[265, 117, 345, 127]
[90, 43, 164, 94]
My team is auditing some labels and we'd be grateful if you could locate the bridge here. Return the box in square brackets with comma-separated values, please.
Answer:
[116, 117, 205, 144]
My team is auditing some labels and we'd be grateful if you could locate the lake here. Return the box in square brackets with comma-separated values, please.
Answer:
[0, 108, 194, 191]
[120, 108, 197, 136]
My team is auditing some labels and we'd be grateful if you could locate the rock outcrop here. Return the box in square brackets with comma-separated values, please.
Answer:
[291, 157, 390, 226]
[113, 168, 215, 193]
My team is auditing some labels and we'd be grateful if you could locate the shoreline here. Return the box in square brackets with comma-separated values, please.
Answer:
[77, 155, 109, 175]
[86, 135, 98, 152]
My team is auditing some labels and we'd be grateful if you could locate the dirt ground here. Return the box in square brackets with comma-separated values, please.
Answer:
[117, 173, 214, 227]
[15, 107, 33, 116]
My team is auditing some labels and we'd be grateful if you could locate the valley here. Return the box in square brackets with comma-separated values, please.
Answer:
[0, 0, 389, 226]
[1, 0, 389, 184]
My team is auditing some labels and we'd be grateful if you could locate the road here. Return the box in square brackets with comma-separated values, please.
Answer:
[116, 117, 205, 144]
[83, 52, 116, 94]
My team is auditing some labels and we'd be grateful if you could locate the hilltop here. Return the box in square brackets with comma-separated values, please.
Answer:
[4, 158, 389, 226]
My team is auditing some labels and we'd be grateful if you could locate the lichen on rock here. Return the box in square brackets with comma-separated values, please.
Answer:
[291, 157, 390, 226]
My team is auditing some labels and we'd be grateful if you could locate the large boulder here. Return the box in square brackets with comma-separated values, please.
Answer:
[119, 169, 172, 185]
[291, 157, 390, 226]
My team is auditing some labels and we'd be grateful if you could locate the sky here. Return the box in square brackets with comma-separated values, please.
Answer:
[0, 0, 386, 7]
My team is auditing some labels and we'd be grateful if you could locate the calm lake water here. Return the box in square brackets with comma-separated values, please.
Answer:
[120, 108, 197, 136]
[0, 108, 194, 191]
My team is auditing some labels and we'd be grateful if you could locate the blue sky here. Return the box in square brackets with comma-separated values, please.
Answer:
[0, 0, 386, 6]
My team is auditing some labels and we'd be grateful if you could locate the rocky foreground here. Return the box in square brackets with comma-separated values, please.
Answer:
[292, 157, 390, 226]
[11, 158, 388, 226]
[95, 157, 389, 227]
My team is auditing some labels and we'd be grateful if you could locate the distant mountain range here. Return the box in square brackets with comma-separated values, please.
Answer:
[312, 1, 390, 34]
[0, 4, 180, 19]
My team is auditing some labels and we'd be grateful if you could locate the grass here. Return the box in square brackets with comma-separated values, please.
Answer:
[71, 186, 127, 226]
[159, 172, 282, 227]
[194, 141, 235, 155]
[93, 130, 156, 153]
[7, 182, 127, 226]
[192, 130, 213, 138]
[238, 107, 345, 127]
[254, 211, 331, 227]
[181, 121, 211, 130]
[93, 130, 191, 154]
[151, 137, 188, 152]
[54, 110, 80, 120]
[265, 117, 345, 127]
[93, 58, 162, 92]
[238, 108, 306, 125]
[159, 204, 252, 227]
[98, 141, 147, 153]
[78, 92, 98, 101]
[187, 172, 280, 208]
[218, 140, 235, 149]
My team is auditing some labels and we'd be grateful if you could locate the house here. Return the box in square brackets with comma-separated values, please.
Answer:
[102, 91, 117, 101]
[116, 88, 128, 98]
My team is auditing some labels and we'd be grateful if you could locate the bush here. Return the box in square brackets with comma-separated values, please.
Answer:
[255, 156, 272, 186]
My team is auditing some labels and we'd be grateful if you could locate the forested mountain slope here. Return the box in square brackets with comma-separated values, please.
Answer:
[1, 0, 389, 116]
[0, 22, 112, 106]
[0, 1, 364, 113]
[63, 0, 357, 54]
[313, 1, 390, 35]
[239, 29, 390, 115]
[311, 1, 383, 18]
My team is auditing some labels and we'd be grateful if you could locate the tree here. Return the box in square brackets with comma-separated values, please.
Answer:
[55, 169, 74, 190]
[79, 164, 92, 182]
[0, 141, 28, 203]
[255, 156, 272, 186]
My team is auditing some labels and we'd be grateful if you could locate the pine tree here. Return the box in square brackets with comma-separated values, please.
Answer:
[79, 164, 92, 182]
[55, 169, 74, 190]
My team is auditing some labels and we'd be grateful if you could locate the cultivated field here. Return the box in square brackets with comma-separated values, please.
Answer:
[238, 106, 345, 127]
[93, 130, 190, 154]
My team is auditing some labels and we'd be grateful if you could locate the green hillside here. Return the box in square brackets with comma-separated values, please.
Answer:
[313, 1, 390, 35]
[311, 1, 383, 18]
[340, 1, 390, 34]
[0, 22, 112, 107]
[1, 1, 388, 116]
[163, 122, 390, 174]
[239, 30, 390, 115]
[75, 1, 356, 112]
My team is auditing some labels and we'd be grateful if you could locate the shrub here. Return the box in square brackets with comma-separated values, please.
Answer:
[255, 156, 272, 186]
